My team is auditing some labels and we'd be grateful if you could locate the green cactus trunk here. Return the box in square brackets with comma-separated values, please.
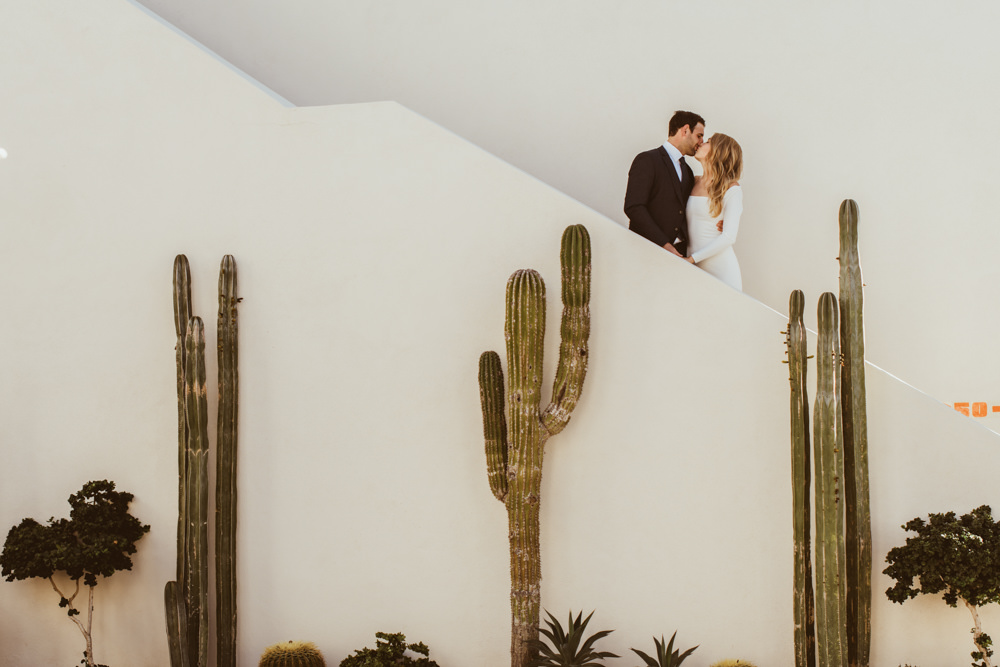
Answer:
[787, 290, 816, 667]
[173, 256, 192, 586]
[184, 316, 211, 667]
[838, 200, 871, 667]
[164, 581, 191, 667]
[167, 256, 195, 667]
[216, 256, 239, 667]
[505, 268, 549, 667]
[814, 293, 848, 667]
[477, 225, 591, 667]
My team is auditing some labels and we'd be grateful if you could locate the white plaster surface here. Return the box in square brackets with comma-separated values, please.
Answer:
[1, 1, 1000, 666]
[131, 0, 1000, 436]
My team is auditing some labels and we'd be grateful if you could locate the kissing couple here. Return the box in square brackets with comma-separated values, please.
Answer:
[624, 110, 745, 291]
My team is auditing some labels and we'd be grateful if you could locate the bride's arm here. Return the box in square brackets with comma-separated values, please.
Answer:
[691, 187, 742, 264]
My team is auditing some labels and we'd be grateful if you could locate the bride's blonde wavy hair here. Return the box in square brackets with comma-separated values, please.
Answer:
[704, 133, 743, 217]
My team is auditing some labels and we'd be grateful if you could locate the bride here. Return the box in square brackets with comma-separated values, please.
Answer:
[685, 133, 744, 291]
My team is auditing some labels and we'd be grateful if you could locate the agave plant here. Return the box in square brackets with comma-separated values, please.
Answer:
[527, 610, 618, 667]
[630, 632, 698, 667]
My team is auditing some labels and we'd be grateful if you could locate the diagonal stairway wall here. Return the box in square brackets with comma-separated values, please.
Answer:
[132, 0, 1000, 437]
[1, 1, 998, 666]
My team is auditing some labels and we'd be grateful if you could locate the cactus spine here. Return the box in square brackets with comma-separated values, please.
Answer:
[814, 292, 847, 667]
[477, 225, 591, 667]
[165, 255, 240, 667]
[786, 290, 816, 667]
[216, 256, 239, 667]
[838, 200, 871, 667]
[259, 640, 327, 667]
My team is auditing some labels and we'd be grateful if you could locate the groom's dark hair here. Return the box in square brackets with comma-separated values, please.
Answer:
[668, 110, 705, 137]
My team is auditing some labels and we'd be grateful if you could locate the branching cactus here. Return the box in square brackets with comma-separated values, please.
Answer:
[477, 224, 591, 667]
[786, 290, 816, 667]
[838, 200, 871, 667]
[216, 256, 239, 667]
[815, 292, 847, 667]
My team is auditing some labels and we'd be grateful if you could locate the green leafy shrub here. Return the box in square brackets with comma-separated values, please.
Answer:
[527, 610, 618, 667]
[884, 505, 1000, 667]
[630, 631, 697, 667]
[1, 480, 150, 667]
[339, 632, 440, 667]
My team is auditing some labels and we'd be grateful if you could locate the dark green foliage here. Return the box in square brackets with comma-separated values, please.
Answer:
[1, 480, 150, 667]
[1, 480, 149, 588]
[527, 610, 618, 667]
[884, 505, 1000, 667]
[77, 653, 109, 667]
[631, 632, 698, 667]
[339, 632, 440, 667]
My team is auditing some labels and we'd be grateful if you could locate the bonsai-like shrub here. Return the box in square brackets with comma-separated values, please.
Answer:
[527, 610, 617, 667]
[339, 632, 440, 667]
[630, 631, 697, 667]
[0, 480, 150, 667]
[884, 505, 1000, 667]
[260, 640, 326, 666]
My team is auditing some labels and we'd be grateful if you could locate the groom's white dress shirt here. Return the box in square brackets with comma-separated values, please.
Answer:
[662, 141, 685, 181]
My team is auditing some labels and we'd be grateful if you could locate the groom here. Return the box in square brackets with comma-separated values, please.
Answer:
[624, 110, 705, 258]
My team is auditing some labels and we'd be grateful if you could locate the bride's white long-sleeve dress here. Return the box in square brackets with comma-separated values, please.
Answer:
[686, 186, 743, 291]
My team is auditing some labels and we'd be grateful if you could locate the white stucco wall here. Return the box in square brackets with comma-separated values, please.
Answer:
[2, 1, 1000, 666]
[131, 0, 1000, 435]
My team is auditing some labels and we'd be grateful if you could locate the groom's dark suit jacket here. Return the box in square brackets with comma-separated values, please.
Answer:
[624, 146, 694, 257]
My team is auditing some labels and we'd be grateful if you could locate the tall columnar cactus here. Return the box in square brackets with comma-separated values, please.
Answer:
[172, 255, 193, 584]
[216, 256, 239, 667]
[814, 292, 847, 667]
[259, 641, 327, 667]
[838, 200, 871, 667]
[166, 255, 239, 667]
[166, 255, 196, 667]
[477, 224, 591, 667]
[786, 290, 816, 667]
[184, 316, 211, 667]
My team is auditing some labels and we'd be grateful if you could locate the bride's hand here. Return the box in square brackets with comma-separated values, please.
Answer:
[687, 257, 696, 264]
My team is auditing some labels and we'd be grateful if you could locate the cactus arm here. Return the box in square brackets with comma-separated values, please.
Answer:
[479, 351, 509, 503]
[814, 293, 848, 667]
[542, 224, 591, 436]
[164, 581, 191, 667]
[215, 256, 239, 667]
[184, 317, 210, 667]
[838, 200, 871, 667]
[504, 269, 548, 667]
[787, 290, 816, 667]
[172, 255, 192, 585]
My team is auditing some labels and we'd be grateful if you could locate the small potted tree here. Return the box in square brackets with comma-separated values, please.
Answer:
[0, 479, 150, 667]
[884, 505, 1000, 667]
